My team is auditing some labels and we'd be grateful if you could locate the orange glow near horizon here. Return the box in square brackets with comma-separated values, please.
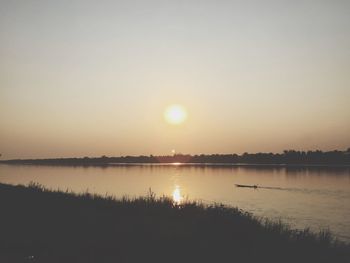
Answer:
[1, 1, 350, 159]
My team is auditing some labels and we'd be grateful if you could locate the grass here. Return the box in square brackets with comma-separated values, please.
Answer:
[0, 182, 349, 263]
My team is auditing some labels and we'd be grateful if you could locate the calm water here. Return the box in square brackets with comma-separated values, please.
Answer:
[1, 164, 350, 242]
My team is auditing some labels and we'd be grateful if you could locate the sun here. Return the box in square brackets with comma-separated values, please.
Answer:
[164, 104, 187, 125]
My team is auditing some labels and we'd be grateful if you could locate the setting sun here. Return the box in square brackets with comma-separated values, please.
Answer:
[1, 1, 350, 261]
[164, 104, 187, 125]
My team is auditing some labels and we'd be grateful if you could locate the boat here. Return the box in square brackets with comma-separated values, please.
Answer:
[235, 184, 258, 189]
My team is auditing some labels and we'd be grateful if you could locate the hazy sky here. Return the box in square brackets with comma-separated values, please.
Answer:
[1, 0, 349, 158]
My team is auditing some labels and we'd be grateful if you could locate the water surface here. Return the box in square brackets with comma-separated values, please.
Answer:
[0, 164, 349, 242]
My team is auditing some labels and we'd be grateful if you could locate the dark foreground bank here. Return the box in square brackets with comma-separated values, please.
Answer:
[0, 183, 349, 263]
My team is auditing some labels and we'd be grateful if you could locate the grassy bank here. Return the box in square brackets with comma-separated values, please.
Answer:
[0, 183, 349, 263]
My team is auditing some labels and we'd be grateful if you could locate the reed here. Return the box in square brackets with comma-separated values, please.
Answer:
[0, 182, 348, 263]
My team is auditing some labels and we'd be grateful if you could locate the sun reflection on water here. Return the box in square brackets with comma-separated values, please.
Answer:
[172, 185, 183, 204]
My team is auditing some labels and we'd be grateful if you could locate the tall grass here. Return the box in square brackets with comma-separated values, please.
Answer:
[0, 182, 349, 263]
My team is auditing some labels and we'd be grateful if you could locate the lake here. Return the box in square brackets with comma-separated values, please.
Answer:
[0, 163, 349, 242]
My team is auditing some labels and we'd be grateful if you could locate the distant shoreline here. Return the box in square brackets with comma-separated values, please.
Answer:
[1, 161, 350, 169]
[2, 150, 350, 167]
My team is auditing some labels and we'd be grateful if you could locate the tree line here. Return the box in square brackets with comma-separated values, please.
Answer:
[1, 149, 350, 166]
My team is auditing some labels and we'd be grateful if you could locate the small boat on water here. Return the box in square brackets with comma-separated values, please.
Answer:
[235, 184, 258, 189]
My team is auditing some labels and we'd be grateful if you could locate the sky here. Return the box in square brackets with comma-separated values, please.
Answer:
[0, 0, 349, 159]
